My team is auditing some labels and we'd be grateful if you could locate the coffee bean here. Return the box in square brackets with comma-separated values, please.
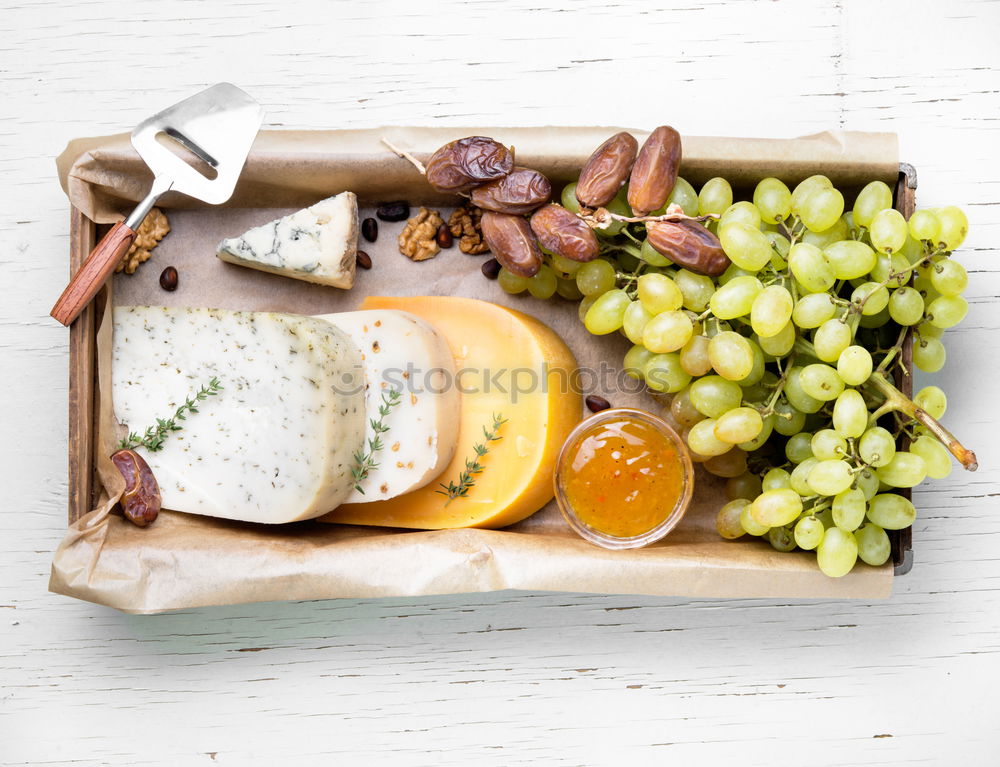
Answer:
[481, 258, 502, 280]
[376, 201, 410, 222]
[585, 395, 611, 413]
[361, 217, 378, 242]
[356, 250, 372, 270]
[159, 266, 178, 291]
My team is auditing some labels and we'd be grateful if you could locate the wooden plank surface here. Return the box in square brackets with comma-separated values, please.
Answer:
[1, 0, 998, 764]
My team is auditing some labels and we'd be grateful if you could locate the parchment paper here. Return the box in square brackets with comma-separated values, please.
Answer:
[50, 128, 899, 613]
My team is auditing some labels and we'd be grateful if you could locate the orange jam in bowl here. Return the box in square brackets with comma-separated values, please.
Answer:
[554, 408, 694, 549]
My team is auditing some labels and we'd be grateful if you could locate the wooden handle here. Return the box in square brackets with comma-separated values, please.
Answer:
[51, 221, 137, 326]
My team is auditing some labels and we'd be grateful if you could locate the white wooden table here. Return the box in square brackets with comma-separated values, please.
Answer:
[2, 1, 998, 764]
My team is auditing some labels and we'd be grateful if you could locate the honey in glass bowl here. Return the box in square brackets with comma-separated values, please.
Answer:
[554, 408, 694, 549]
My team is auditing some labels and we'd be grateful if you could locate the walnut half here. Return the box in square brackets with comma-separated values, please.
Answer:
[448, 204, 489, 255]
[398, 207, 444, 261]
[116, 207, 171, 274]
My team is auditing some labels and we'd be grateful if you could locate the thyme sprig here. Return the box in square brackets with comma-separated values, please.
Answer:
[118, 377, 223, 452]
[437, 413, 508, 505]
[351, 388, 403, 493]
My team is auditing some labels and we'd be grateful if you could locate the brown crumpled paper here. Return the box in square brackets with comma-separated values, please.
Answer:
[50, 128, 899, 613]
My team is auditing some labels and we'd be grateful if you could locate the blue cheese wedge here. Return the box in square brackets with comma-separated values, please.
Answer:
[317, 310, 461, 503]
[112, 306, 366, 523]
[216, 191, 358, 288]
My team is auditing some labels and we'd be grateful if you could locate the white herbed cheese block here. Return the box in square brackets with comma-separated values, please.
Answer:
[112, 306, 366, 523]
[317, 310, 461, 504]
[216, 191, 358, 289]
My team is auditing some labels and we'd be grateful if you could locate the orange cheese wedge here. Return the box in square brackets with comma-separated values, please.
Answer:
[322, 296, 581, 529]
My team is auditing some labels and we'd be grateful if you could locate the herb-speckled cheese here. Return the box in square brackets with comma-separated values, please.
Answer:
[112, 306, 366, 523]
[216, 191, 358, 288]
[317, 310, 461, 503]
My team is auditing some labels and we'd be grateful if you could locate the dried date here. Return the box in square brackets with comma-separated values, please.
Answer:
[645, 219, 730, 276]
[470, 166, 552, 215]
[110, 449, 161, 527]
[529, 204, 600, 263]
[480, 211, 543, 277]
[575, 132, 638, 208]
[627, 126, 682, 216]
[425, 136, 514, 194]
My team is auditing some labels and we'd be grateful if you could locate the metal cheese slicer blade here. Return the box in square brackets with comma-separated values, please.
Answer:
[51, 83, 264, 326]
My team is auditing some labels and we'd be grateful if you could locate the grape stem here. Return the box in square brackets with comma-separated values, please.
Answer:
[854, 247, 940, 314]
[578, 206, 716, 229]
[758, 353, 796, 417]
[864, 371, 978, 471]
[876, 326, 910, 376]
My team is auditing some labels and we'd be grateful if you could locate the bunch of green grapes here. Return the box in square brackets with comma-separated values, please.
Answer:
[495, 171, 976, 578]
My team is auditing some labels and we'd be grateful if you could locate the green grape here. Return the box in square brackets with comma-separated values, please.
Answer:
[498, 267, 529, 294]
[855, 467, 880, 501]
[527, 265, 558, 299]
[799, 363, 845, 401]
[801, 215, 849, 249]
[750, 488, 803, 528]
[556, 277, 584, 301]
[717, 263, 753, 286]
[753, 177, 793, 223]
[887, 286, 925, 326]
[738, 414, 774, 453]
[854, 524, 891, 566]
[858, 427, 895, 468]
[714, 407, 764, 445]
[739, 369, 777, 404]
[808, 459, 855, 496]
[794, 516, 825, 550]
[926, 295, 968, 329]
[719, 223, 772, 271]
[704, 448, 749, 478]
[623, 344, 654, 380]
[908, 209, 941, 243]
[799, 187, 844, 233]
[867, 493, 916, 529]
[762, 467, 792, 492]
[740, 503, 770, 536]
[812, 429, 847, 460]
[825, 241, 877, 280]
[720, 201, 763, 231]
[791, 175, 833, 215]
[595, 189, 629, 237]
[750, 285, 794, 337]
[698, 177, 733, 217]
[869, 251, 910, 286]
[639, 237, 673, 267]
[670, 386, 704, 428]
[736, 337, 765, 387]
[622, 301, 654, 344]
[726, 472, 763, 502]
[793, 293, 837, 329]
[833, 487, 867, 532]
[936, 206, 968, 251]
[679, 334, 713, 376]
[858, 306, 891, 329]
[813, 319, 853, 362]
[674, 269, 715, 312]
[899, 234, 925, 265]
[832, 389, 867, 439]
[765, 231, 791, 263]
[816, 527, 858, 577]
[643, 310, 694, 353]
[689, 375, 743, 418]
[853, 180, 893, 229]
[716, 499, 749, 539]
[851, 282, 889, 316]
[785, 432, 815, 464]
[930, 259, 968, 296]
[758, 322, 796, 357]
[687, 417, 732, 457]
[561, 182, 582, 214]
[644, 352, 691, 394]
[550, 252, 584, 277]
[772, 399, 807, 436]
[768, 526, 797, 552]
[663, 176, 699, 217]
[785, 366, 824, 414]
[584, 289, 630, 334]
[708, 331, 755, 381]
[837, 345, 873, 386]
[709, 275, 763, 319]
[789, 243, 835, 293]
[576, 259, 617, 296]
[637, 272, 683, 313]
[870, 208, 908, 254]
[917, 320, 944, 340]
[578, 294, 598, 325]
[875, 452, 927, 488]
[913, 337, 946, 372]
[618, 251, 640, 273]
[914, 386, 947, 419]
[790, 457, 819, 496]
[910, 435, 952, 479]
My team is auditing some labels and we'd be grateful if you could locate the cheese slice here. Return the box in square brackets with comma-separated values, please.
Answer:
[112, 306, 366, 523]
[316, 310, 461, 503]
[323, 296, 582, 530]
[216, 191, 358, 288]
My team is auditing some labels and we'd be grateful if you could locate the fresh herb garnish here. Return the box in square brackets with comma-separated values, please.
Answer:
[437, 413, 507, 505]
[118, 377, 223, 452]
[351, 388, 402, 493]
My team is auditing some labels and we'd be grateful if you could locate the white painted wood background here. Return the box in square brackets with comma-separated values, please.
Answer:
[2, 0, 998, 764]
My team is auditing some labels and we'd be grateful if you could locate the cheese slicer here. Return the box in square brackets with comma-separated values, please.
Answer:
[51, 83, 264, 326]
